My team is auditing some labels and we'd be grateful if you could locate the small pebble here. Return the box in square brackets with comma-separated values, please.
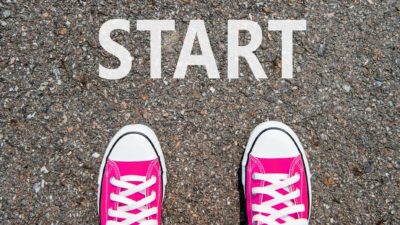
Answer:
[59, 27, 68, 35]
[92, 152, 100, 158]
[53, 68, 62, 85]
[343, 84, 351, 92]
[26, 112, 36, 119]
[33, 182, 41, 193]
[318, 44, 326, 56]
[210, 87, 216, 93]
[2, 10, 11, 18]
[8, 57, 16, 65]
[40, 166, 49, 174]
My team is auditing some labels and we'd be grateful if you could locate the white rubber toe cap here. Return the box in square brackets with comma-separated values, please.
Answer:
[251, 128, 300, 158]
[108, 133, 157, 161]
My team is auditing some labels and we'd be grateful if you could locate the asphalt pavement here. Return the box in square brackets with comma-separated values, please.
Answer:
[0, 1, 399, 224]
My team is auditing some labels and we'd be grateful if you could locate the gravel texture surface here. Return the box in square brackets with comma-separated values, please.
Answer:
[0, 0, 399, 224]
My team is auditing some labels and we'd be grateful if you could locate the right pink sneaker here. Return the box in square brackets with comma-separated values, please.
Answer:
[242, 121, 312, 225]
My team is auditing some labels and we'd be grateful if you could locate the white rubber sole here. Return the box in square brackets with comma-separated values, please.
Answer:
[241, 121, 312, 219]
[97, 124, 167, 212]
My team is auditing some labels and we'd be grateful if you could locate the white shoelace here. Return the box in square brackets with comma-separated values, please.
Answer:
[251, 173, 307, 225]
[107, 175, 158, 225]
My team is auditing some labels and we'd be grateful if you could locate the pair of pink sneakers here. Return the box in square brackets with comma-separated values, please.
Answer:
[98, 121, 311, 225]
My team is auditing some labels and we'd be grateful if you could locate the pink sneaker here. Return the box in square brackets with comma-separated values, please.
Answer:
[98, 125, 167, 225]
[241, 121, 312, 225]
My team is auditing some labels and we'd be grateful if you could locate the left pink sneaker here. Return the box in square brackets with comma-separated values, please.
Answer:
[98, 124, 167, 225]
[242, 121, 312, 225]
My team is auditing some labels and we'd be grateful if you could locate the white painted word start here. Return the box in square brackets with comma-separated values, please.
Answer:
[99, 20, 306, 80]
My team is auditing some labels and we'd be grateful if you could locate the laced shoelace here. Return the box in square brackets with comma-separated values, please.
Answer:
[107, 175, 158, 225]
[251, 173, 307, 225]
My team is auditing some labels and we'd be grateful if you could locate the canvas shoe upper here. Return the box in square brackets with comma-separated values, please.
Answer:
[98, 125, 167, 225]
[242, 121, 311, 225]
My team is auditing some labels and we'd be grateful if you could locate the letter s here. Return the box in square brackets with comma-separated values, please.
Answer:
[99, 19, 131, 80]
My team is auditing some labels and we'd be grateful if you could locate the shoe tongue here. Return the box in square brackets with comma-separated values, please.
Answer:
[112, 159, 156, 224]
[113, 160, 154, 177]
[254, 156, 299, 221]
[255, 157, 296, 174]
